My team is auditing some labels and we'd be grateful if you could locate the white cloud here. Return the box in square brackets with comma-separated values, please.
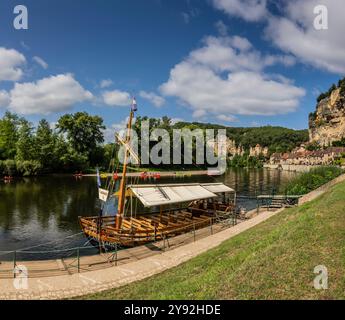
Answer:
[103, 117, 135, 143]
[215, 20, 228, 36]
[49, 122, 57, 130]
[0, 90, 10, 108]
[33, 56, 48, 69]
[139, 91, 165, 107]
[160, 35, 305, 117]
[171, 117, 185, 125]
[181, 8, 200, 24]
[192, 110, 207, 118]
[102, 90, 131, 107]
[212, 0, 345, 74]
[0, 47, 26, 81]
[216, 114, 237, 122]
[187, 36, 293, 74]
[20, 41, 30, 50]
[100, 79, 113, 88]
[266, 0, 345, 74]
[251, 121, 260, 127]
[8, 73, 93, 115]
[212, 0, 268, 22]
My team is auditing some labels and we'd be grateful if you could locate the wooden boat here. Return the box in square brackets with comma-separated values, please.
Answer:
[79, 100, 236, 248]
[80, 182, 236, 247]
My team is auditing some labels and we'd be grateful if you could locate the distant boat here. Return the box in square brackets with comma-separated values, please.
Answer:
[79, 102, 236, 248]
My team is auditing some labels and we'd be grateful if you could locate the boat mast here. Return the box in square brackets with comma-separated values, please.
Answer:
[116, 100, 136, 229]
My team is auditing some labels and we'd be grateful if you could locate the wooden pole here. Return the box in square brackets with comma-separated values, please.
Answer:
[77, 248, 80, 273]
[116, 110, 134, 229]
[13, 251, 17, 279]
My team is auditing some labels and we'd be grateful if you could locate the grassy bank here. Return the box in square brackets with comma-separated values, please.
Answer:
[81, 177, 345, 300]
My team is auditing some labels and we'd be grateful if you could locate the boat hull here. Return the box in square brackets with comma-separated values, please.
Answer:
[79, 207, 231, 247]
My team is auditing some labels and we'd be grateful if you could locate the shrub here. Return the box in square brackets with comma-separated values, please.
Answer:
[283, 166, 343, 195]
[2, 159, 17, 176]
[16, 160, 42, 176]
[0, 160, 42, 176]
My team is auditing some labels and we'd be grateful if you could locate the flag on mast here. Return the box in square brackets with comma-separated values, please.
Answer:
[131, 97, 138, 112]
[96, 167, 101, 187]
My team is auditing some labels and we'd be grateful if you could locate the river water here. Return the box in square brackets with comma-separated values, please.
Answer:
[0, 169, 297, 260]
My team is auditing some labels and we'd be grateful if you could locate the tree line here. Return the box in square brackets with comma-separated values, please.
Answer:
[173, 121, 308, 154]
[0, 112, 109, 176]
[0, 112, 309, 176]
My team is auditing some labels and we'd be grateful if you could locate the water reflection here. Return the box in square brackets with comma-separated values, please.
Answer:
[0, 169, 296, 256]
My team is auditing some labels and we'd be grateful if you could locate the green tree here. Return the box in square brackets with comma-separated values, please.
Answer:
[34, 119, 57, 171]
[0, 112, 21, 160]
[56, 112, 105, 155]
[15, 120, 35, 161]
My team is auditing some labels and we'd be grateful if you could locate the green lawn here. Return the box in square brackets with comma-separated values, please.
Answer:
[80, 180, 345, 300]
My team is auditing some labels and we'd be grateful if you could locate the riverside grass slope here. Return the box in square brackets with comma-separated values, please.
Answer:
[81, 180, 345, 300]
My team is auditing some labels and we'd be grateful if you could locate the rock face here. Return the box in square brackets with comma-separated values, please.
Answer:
[309, 88, 345, 146]
[249, 144, 269, 157]
[207, 137, 245, 158]
[208, 137, 268, 159]
[227, 138, 245, 158]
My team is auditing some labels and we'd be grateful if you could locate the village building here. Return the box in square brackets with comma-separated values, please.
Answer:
[269, 147, 345, 166]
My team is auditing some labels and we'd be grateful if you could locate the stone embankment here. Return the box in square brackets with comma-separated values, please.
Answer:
[263, 164, 316, 172]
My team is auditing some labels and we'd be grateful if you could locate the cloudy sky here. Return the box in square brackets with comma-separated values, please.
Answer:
[0, 0, 344, 139]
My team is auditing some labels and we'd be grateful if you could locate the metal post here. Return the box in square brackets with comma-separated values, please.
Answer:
[115, 243, 118, 266]
[163, 234, 166, 251]
[210, 219, 213, 235]
[193, 223, 196, 242]
[13, 251, 17, 279]
[77, 248, 80, 273]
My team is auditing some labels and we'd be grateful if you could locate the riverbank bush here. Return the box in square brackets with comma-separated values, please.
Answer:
[283, 166, 343, 195]
[227, 154, 264, 168]
[16, 160, 42, 176]
[0, 160, 42, 176]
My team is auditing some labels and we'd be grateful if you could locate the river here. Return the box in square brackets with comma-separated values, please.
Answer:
[0, 168, 297, 259]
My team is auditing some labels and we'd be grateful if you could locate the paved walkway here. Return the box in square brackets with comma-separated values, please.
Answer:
[0, 208, 283, 300]
[0, 222, 228, 279]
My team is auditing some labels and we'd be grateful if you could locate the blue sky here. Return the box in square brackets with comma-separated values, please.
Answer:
[0, 0, 344, 139]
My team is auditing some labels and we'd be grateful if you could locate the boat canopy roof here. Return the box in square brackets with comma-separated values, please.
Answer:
[127, 183, 235, 208]
[201, 183, 235, 194]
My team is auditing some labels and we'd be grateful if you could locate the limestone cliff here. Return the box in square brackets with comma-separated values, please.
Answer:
[309, 87, 345, 146]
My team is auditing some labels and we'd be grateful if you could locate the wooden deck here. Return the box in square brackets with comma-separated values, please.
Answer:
[79, 209, 222, 247]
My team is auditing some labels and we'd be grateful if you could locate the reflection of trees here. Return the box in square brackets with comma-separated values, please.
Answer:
[0, 171, 298, 241]
[0, 177, 98, 232]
